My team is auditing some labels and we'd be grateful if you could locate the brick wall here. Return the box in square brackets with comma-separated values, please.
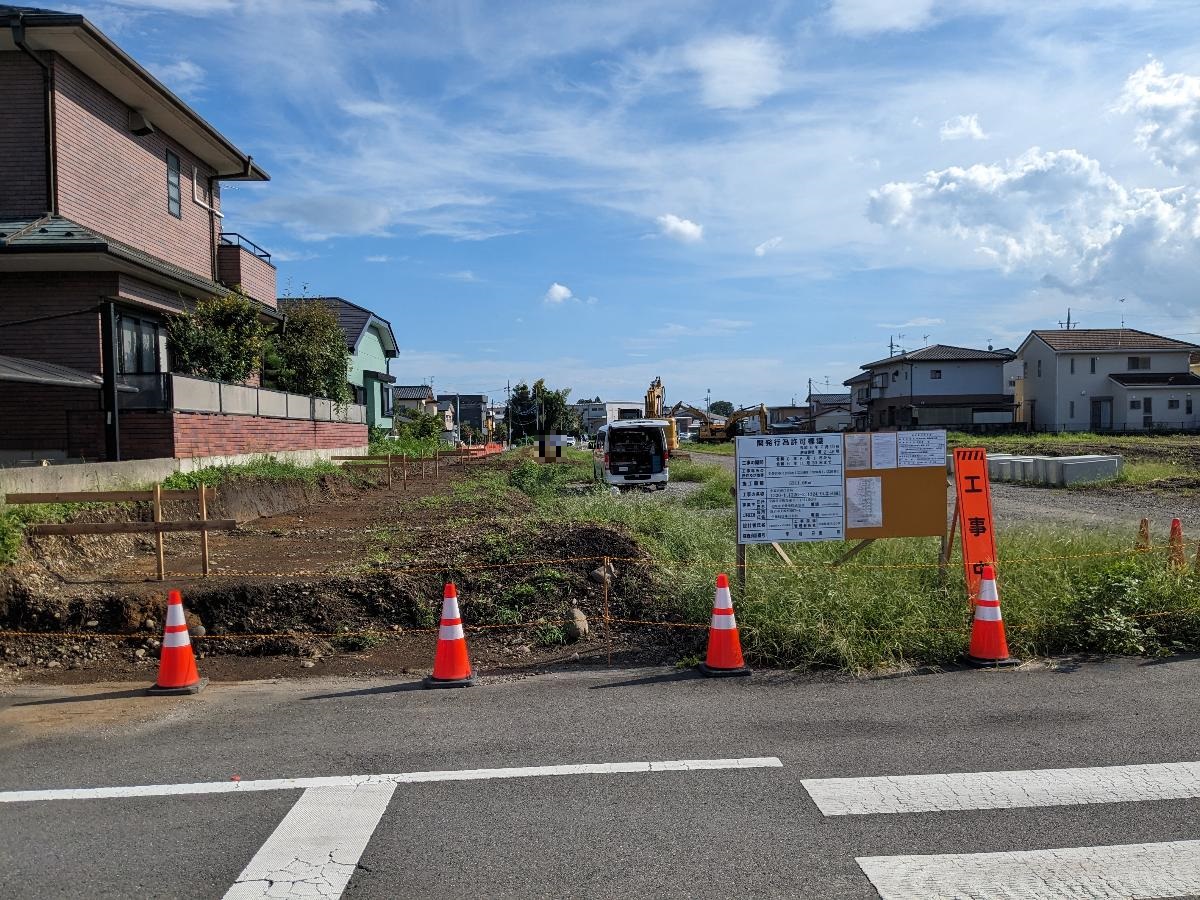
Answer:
[0, 272, 112, 369]
[0, 52, 48, 217]
[171, 414, 366, 459]
[52, 55, 219, 282]
[0, 385, 106, 459]
[119, 410, 176, 459]
[216, 243, 278, 308]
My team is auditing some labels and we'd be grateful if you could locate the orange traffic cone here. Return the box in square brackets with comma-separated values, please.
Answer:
[1169, 518, 1186, 570]
[698, 574, 751, 677]
[964, 564, 1019, 668]
[147, 590, 207, 694]
[423, 583, 476, 688]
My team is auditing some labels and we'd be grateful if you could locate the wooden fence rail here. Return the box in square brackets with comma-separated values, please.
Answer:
[4, 484, 223, 580]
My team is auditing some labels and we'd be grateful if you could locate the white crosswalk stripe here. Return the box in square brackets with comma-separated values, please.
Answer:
[803, 759, 1200, 816]
[858, 840, 1200, 900]
[803, 761, 1200, 899]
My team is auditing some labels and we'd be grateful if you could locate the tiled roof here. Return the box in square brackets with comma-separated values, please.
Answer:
[843, 372, 871, 385]
[1108, 373, 1200, 387]
[393, 385, 434, 400]
[0, 215, 282, 317]
[809, 393, 852, 404]
[278, 297, 397, 356]
[861, 344, 1014, 369]
[1030, 329, 1199, 352]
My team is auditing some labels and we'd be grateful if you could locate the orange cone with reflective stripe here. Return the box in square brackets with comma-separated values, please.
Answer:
[1169, 518, 1186, 570]
[964, 564, 1019, 668]
[423, 583, 475, 688]
[698, 574, 751, 677]
[147, 590, 207, 694]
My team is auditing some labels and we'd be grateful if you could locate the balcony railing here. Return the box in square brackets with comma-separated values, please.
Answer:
[120, 373, 365, 424]
[219, 232, 271, 262]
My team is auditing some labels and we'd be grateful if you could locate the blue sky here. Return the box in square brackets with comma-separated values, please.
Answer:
[69, 0, 1200, 407]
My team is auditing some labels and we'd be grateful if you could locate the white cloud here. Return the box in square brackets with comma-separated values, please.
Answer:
[443, 270, 479, 281]
[364, 254, 391, 263]
[868, 146, 1200, 305]
[657, 213, 704, 243]
[829, 0, 937, 35]
[683, 35, 783, 110]
[149, 58, 205, 97]
[544, 282, 574, 304]
[754, 235, 783, 256]
[876, 316, 944, 328]
[271, 248, 320, 262]
[939, 113, 988, 141]
[1119, 59, 1200, 175]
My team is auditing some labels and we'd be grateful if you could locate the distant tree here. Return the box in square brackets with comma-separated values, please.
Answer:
[264, 301, 351, 403]
[508, 379, 578, 440]
[709, 399, 735, 417]
[168, 290, 266, 384]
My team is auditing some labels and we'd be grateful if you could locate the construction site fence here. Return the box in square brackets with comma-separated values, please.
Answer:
[4, 543, 1199, 649]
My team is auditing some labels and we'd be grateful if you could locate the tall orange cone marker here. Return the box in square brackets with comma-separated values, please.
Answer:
[1169, 518, 1186, 571]
[698, 574, 751, 677]
[424, 582, 476, 688]
[964, 564, 1019, 668]
[147, 590, 207, 694]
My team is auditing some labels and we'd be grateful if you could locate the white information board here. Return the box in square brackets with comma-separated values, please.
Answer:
[735, 435, 845, 544]
[897, 430, 947, 468]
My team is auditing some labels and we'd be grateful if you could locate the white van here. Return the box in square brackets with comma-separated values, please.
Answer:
[593, 419, 670, 490]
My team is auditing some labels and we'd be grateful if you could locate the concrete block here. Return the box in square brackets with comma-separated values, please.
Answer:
[1059, 457, 1122, 486]
[171, 375, 221, 413]
[286, 393, 312, 420]
[219, 383, 258, 416]
[313, 399, 333, 421]
[258, 390, 288, 418]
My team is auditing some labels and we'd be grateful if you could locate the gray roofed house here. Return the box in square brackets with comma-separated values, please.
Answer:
[278, 297, 399, 430]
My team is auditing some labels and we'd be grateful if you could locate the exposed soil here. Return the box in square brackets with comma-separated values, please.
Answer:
[0, 456, 703, 686]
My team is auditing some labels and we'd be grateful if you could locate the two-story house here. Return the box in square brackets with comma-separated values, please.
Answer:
[807, 392, 853, 432]
[1016, 329, 1200, 431]
[574, 400, 644, 436]
[277, 297, 398, 431]
[393, 385, 436, 416]
[852, 344, 1016, 429]
[843, 372, 871, 430]
[0, 6, 368, 463]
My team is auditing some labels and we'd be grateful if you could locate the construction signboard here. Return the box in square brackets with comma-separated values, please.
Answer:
[952, 447, 998, 601]
[736, 435, 845, 544]
[735, 430, 949, 546]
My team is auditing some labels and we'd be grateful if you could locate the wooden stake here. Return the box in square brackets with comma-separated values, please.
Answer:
[153, 482, 165, 581]
[1136, 517, 1151, 550]
[771, 541, 797, 569]
[387, 454, 393, 489]
[833, 538, 876, 566]
[199, 482, 210, 576]
[736, 542, 747, 597]
[939, 495, 959, 576]
[603, 555, 612, 667]
[402, 454, 408, 491]
[435, 449, 440, 478]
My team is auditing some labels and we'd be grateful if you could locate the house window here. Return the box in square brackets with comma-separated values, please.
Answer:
[381, 386, 394, 418]
[1070, 358, 1075, 374]
[1130, 399, 1142, 410]
[1168, 398, 1180, 410]
[1188, 398, 1194, 415]
[166, 151, 181, 218]
[1037, 359, 1042, 377]
[891, 370, 899, 383]
[1127, 356, 1151, 371]
[930, 369, 942, 380]
[1069, 401, 1075, 418]
[1090, 357, 1097, 374]
[117, 313, 165, 375]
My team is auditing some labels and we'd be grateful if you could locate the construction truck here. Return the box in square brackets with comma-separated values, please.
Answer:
[668, 401, 769, 443]
[644, 377, 681, 453]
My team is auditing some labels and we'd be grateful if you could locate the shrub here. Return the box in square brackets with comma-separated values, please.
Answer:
[265, 300, 351, 403]
[168, 291, 267, 383]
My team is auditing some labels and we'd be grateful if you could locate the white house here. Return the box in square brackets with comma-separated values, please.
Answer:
[853, 344, 1015, 429]
[807, 392, 853, 431]
[573, 400, 644, 436]
[1016, 329, 1200, 431]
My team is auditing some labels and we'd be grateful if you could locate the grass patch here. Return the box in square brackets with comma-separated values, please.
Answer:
[163, 456, 342, 490]
[368, 434, 443, 458]
[1115, 460, 1190, 486]
[689, 442, 735, 456]
[445, 448, 1200, 671]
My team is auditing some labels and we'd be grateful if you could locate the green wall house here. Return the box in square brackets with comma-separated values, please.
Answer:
[277, 297, 399, 429]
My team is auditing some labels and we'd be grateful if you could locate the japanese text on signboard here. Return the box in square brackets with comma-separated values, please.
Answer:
[736, 435, 845, 544]
[953, 447, 998, 601]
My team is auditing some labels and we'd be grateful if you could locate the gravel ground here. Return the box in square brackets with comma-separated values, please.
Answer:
[688, 451, 1199, 537]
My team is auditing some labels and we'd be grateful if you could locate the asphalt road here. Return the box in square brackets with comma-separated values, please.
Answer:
[2, 658, 1199, 898]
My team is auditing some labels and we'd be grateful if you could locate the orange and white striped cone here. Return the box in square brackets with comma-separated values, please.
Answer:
[147, 590, 207, 695]
[423, 583, 476, 689]
[1169, 518, 1186, 570]
[964, 564, 1019, 668]
[698, 574, 751, 677]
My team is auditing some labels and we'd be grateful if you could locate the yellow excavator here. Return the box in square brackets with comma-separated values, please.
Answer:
[667, 401, 769, 443]
[644, 377, 681, 453]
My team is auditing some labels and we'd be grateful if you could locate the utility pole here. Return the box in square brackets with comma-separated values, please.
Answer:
[506, 380, 511, 444]
[455, 393, 461, 445]
[705, 388, 711, 414]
